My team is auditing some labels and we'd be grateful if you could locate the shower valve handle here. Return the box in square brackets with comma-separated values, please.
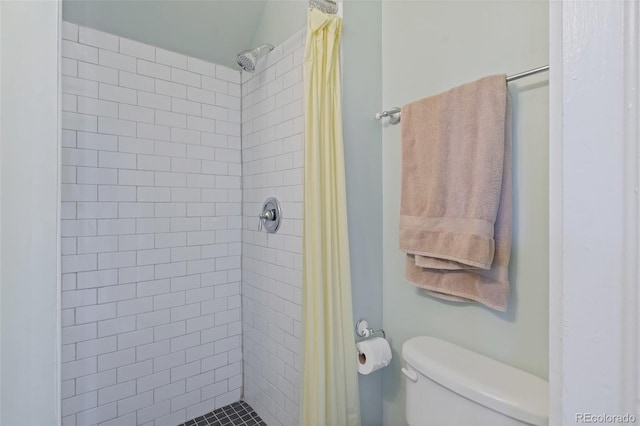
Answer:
[257, 198, 282, 234]
[259, 209, 276, 221]
[258, 209, 276, 231]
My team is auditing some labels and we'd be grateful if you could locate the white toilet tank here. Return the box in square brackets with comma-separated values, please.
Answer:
[402, 336, 548, 426]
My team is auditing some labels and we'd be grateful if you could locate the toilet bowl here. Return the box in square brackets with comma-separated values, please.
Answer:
[402, 336, 548, 425]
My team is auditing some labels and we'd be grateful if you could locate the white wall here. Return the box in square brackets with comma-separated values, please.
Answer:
[549, 1, 640, 423]
[241, 29, 305, 426]
[60, 22, 242, 426]
[381, 2, 549, 424]
[0, 1, 61, 425]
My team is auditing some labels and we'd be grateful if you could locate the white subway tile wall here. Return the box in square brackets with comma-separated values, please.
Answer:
[241, 29, 305, 426]
[61, 22, 242, 426]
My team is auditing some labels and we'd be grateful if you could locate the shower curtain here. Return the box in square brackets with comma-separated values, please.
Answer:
[301, 8, 361, 426]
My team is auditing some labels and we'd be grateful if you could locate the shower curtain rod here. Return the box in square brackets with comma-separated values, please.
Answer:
[375, 64, 549, 121]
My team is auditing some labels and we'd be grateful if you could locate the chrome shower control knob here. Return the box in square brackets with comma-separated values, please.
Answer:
[258, 198, 282, 233]
[259, 209, 275, 221]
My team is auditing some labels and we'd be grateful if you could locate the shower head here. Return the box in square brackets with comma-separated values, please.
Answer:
[309, 0, 338, 14]
[236, 44, 275, 73]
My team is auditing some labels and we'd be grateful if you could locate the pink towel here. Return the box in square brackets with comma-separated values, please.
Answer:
[399, 75, 512, 311]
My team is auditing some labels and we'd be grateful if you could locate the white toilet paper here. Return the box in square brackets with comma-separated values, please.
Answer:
[356, 337, 392, 375]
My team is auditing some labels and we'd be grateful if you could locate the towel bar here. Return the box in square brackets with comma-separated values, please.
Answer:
[375, 65, 549, 123]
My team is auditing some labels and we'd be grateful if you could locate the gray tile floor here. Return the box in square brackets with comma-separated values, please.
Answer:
[179, 400, 266, 426]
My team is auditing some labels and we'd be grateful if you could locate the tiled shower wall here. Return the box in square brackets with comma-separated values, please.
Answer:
[60, 22, 243, 426]
[241, 30, 305, 426]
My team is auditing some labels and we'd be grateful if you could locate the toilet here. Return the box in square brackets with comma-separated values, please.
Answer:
[402, 336, 548, 425]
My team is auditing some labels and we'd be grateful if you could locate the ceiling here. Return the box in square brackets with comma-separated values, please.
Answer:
[62, 0, 269, 69]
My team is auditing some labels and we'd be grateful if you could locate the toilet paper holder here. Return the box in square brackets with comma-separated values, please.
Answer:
[355, 318, 385, 339]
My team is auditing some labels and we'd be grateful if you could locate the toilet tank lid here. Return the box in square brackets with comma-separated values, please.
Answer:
[402, 336, 548, 426]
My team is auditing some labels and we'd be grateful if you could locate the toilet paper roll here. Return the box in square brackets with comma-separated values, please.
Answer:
[356, 337, 392, 375]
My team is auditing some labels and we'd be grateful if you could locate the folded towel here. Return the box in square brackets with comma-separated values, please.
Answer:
[399, 75, 512, 311]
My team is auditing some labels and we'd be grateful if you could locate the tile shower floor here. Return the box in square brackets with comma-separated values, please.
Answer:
[179, 401, 266, 426]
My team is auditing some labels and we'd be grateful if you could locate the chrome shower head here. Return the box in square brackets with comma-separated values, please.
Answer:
[309, 0, 338, 14]
[236, 44, 274, 73]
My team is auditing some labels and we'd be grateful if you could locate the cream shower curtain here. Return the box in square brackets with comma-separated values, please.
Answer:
[301, 8, 361, 426]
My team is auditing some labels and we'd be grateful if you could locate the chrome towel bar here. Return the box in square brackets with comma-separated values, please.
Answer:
[375, 65, 549, 123]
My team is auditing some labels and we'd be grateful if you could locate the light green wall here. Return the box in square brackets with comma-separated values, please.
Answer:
[381, 1, 549, 424]
[342, 2, 383, 425]
[250, 0, 308, 48]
